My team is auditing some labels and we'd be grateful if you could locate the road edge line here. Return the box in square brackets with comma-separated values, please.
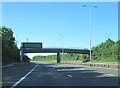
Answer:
[10, 64, 38, 88]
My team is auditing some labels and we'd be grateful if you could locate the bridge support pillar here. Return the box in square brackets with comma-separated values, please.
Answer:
[88, 54, 90, 61]
[20, 48, 23, 62]
[57, 52, 60, 63]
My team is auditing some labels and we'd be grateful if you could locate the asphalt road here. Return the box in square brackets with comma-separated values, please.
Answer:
[2, 62, 119, 88]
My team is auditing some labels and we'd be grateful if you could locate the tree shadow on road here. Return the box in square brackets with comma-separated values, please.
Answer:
[44, 62, 119, 86]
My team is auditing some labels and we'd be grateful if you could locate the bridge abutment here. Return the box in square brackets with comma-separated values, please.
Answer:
[20, 48, 23, 62]
[88, 54, 90, 61]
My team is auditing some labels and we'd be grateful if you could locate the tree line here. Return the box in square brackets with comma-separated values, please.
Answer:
[92, 38, 119, 62]
[0, 27, 30, 65]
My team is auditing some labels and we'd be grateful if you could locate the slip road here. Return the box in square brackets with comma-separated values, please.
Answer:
[2, 62, 118, 87]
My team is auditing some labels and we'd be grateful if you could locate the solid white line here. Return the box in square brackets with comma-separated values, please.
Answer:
[67, 74, 72, 77]
[97, 73, 114, 77]
[80, 68, 85, 70]
[105, 74, 114, 76]
[10, 64, 38, 88]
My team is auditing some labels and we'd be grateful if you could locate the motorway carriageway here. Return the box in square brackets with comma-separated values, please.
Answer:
[2, 62, 119, 87]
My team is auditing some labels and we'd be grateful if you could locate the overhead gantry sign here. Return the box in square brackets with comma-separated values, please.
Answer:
[20, 42, 92, 63]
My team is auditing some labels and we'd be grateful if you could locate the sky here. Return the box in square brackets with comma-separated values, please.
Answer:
[2, 2, 118, 58]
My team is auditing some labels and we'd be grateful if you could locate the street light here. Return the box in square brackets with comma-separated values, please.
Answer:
[82, 4, 98, 62]
[59, 34, 65, 60]
[27, 38, 28, 42]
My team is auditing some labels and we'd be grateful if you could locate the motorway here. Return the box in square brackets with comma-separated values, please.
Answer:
[2, 62, 119, 88]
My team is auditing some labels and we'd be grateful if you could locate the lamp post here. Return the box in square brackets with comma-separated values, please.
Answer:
[82, 4, 98, 62]
[59, 34, 65, 60]
[27, 38, 28, 42]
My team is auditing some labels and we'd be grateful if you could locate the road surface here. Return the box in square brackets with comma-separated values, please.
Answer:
[2, 62, 119, 88]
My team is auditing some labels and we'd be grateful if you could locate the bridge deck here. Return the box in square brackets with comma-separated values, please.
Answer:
[21, 48, 92, 54]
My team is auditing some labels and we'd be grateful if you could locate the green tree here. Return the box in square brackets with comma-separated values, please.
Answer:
[1, 26, 30, 64]
[92, 38, 118, 62]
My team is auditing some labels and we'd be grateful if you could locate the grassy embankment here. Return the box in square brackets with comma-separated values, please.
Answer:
[31, 55, 118, 63]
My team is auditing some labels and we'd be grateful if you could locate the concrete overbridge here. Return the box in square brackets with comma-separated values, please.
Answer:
[20, 42, 93, 63]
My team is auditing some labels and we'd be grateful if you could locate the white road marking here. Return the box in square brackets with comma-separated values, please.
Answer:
[57, 68, 85, 72]
[95, 71, 104, 74]
[79, 68, 85, 70]
[10, 64, 38, 88]
[67, 74, 72, 77]
[105, 74, 114, 76]
[57, 69, 60, 71]
[97, 74, 114, 77]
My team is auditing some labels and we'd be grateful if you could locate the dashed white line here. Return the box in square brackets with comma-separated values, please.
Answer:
[67, 74, 72, 77]
[10, 64, 38, 88]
